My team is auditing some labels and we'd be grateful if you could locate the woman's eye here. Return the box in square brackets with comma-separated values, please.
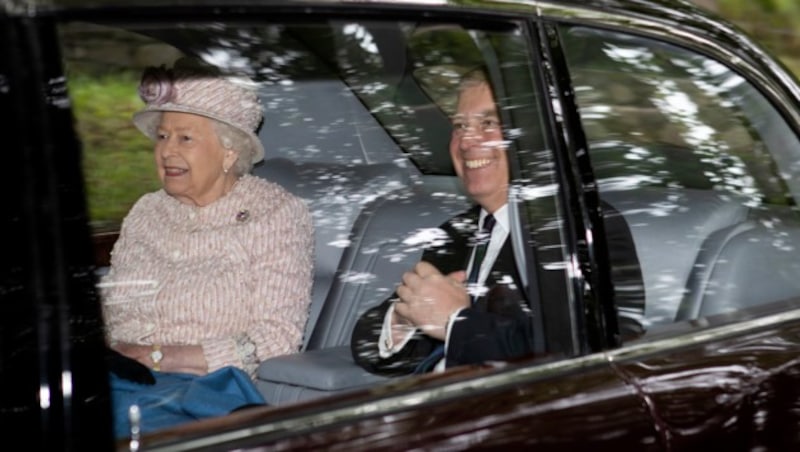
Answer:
[156, 133, 168, 140]
[180, 135, 192, 142]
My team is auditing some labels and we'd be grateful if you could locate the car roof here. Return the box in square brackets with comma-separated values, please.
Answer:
[0, 0, 744, 52]
[5, 0, 798, 119]
[0, 0, 751, 58]
[1, 0, 709, 18]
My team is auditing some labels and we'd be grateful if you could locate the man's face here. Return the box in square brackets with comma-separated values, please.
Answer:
[449, 82, 509, 213]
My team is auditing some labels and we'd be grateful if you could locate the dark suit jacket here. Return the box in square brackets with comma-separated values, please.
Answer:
[350, 206, 533, 376]
[350, 203, 643, 376]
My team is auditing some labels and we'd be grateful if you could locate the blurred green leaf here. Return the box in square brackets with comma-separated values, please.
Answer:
[69, 73, 160, 229]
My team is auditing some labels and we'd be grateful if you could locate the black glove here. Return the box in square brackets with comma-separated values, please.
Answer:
[106, 347, 156, 385]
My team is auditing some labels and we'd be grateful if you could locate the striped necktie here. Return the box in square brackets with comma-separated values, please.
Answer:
[466, 214, 496, 286]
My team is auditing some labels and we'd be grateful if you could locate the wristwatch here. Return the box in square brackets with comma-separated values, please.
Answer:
[150, 344, 163, 371]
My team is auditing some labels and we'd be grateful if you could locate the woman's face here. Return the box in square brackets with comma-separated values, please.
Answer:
[154, 112, 238, 206]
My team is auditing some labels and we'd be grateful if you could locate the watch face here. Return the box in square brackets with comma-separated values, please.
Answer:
[151, 350, 163, 363]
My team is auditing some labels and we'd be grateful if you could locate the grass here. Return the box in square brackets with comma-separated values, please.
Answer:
[69, 72, 161, 229]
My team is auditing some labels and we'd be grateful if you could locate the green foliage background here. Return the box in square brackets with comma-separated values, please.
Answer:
[716, 0, 800, 75]
[70, 72, 160, 230]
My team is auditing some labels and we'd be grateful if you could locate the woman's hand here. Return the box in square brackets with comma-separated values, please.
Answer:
[111, 342, 208, 375]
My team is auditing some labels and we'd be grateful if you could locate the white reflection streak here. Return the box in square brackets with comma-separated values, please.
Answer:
[200, 49, 243, 71]
[402, 227, 450, 248]
[652, 80, 759, 201]
[39, 384, 51, 409]
[327, 239, 352, 248]
[517, 183, 558, 201]
[95, 280, 159, 304]
[543, 260, 568, 271]
[62, 371, 73, 399]
[568, 252, 583, 281]
[343, 24, 379, 54]
[339, 271, 376, 284]
[579, 104, 612, 120]
[605, 41, 762, 203]
[603, 45, 660, 73]
[598, 175, 661, 192]
[642, 364, 754, 389]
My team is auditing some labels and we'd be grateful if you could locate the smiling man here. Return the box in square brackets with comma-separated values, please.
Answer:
[351, 69, 536, 375]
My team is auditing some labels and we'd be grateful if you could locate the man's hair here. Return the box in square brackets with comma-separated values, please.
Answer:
[457, 67, 490, 93]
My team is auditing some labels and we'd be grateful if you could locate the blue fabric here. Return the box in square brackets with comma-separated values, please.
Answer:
[110, 366, 266, 439]
[414, 343, 444, 374]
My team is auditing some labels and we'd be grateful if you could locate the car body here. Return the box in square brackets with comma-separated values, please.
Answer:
[3, 0, 800, 450]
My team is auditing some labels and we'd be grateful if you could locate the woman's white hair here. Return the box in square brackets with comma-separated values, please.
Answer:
[212, 120, 255, 176]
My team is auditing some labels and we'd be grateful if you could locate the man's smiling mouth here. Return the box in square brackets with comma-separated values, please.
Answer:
[465, 158, 492, 169]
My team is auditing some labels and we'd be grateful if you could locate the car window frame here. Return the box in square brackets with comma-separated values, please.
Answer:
[541, 12, 800, 340]
[10, 1, 800, 449]
[0, 12, 116, 449]
[45, 4, 599, 445]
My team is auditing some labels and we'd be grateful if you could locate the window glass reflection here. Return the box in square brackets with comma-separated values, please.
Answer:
[59, 18, 543, 436]
[562, 25, 800, 330]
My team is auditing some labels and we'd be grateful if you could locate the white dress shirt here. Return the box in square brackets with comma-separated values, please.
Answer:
[378, 204, 510, 372]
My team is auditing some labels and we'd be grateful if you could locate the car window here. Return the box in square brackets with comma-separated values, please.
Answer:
[57, 16, 555, 436]
[560, 25, 800, 333]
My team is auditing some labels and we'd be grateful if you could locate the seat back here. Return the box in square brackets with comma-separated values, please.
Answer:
[253, 176, 468, 405]
[680, 213, 800, 319]
[306, 175, 470, 350]
[253, 78, 417, 347]
[602, 188, 750, 327]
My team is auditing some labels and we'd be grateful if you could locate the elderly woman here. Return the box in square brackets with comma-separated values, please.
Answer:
[101, 60, 313, 436]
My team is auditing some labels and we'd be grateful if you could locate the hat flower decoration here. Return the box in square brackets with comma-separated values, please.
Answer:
[138, 65, 175, 105]
[132, 60, 266, 164]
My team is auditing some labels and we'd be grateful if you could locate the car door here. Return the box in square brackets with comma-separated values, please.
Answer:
[547, 10, 800, 449]
[9, 1, 800, 449]
[0, 9, 114, 450]
[134, 5, 800, 448]
[123, 6, 661, 450]
[31, 4, 652, 448]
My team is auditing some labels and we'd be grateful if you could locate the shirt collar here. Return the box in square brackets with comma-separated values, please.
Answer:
[479, 203, 509, 233]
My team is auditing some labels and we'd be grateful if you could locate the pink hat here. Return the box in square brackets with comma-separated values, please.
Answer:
[132, 63, 265, 163]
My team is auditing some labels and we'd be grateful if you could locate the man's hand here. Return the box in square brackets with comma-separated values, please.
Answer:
[394, 261, 469, 340]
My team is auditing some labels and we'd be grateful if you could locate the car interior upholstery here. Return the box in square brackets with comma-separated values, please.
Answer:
[248, 62, 764, 404]
[248, 25, 800, 405]
[251, 73, 470, 404]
